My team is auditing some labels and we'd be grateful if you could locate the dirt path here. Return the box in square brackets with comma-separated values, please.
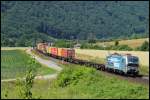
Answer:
[1, 74, 58, 82]
[26, 49, 62, 71]
[1, 49, 62, 82]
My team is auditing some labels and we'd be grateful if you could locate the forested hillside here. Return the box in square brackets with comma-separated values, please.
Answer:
[1, 1, 149, 46]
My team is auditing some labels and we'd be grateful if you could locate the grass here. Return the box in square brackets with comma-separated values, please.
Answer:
[1, 64, 149, 99]
[31, 49, 50, 60]
[1, 50, 56, 79]
[139, 65, 149, 76]
[96, 38, 149, 48]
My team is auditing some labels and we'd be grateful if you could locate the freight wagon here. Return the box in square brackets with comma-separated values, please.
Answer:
[50, 47, 75, 60]
[51, 47, 58, 57]
[61, 48, 75, 58]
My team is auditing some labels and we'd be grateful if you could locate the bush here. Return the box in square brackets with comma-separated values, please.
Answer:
[52, 65, 149, 99]
[117, 45, 133, 51]
[56, 65, 96, 87]
[136, 41, 149, 51]
[54, 40, 74, 48]
[114, 40, 119, 46]
[16, 58, 36, 99]
[88, 39, 96, 43]
[104, 45, 133, 51]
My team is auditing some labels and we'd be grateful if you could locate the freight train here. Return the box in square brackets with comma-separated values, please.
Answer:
[36, 43, 139, 76]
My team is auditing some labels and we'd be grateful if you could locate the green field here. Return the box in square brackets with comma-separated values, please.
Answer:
[1, 50, 55, 79]
[1, 64, 149, 99]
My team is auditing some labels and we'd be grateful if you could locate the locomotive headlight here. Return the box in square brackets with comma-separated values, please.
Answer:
[127, 66, 137, 71]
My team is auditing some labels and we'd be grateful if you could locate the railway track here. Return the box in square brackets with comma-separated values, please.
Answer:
[100, 71, 149, 86]
[34, 49, 149, 86]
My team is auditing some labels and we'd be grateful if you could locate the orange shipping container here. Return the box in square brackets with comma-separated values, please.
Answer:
[47, 47, 51, 54]
[58, 48, 62, 57]
[51, 47, 58, 56]
[61, 48, 75, 58]
[49, 47, 51, 54]
[61, 48, 67, 58]
[46, 46, 51, 54]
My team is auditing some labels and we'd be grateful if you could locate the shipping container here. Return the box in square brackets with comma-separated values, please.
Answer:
[37, 44, 75, 58]
[51, 47, 58, 56]
[37, 43, 48, 53]
[58, 48, 62, 57]
[68, 49, 75, 58]
[41, 43, 48, 53]
[61, 48, 68, 58]
[37, 44, 39, 49]
[37, 43, 43, 51]
[61, 48, 75, 58]
[49, 47, 52, 54]
[47, 47, 51, 54]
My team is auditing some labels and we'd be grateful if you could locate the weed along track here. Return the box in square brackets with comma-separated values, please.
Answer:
[34, 48, 149, 86]
[100, 71, 149, 86]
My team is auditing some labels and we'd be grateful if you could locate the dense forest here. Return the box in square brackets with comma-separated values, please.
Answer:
[1, 1, 149, 46]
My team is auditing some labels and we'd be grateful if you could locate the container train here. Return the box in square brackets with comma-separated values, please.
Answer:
[36, 43, 139, 76]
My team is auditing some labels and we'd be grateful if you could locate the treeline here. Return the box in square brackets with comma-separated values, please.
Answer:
[53, 40, 75, 48]
[80, 41, 149, 51]
[51, 39, 149, 51]
[1, 1, 149, 46]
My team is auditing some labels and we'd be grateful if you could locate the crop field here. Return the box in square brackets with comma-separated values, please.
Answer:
[1, 50, 55, 79]
[1, 64, 149, 99]
[1, 47, 31, 50]
[96, 38, 149, 48]
[76, 53, 105, 64]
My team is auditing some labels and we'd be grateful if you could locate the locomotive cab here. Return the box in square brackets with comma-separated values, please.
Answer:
[106, 53, 139, 76]
[126, 56, 139, 75]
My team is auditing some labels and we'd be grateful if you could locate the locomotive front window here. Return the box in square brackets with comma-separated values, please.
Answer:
[112, 57, 121, 62]
[128, 56, 139, 64]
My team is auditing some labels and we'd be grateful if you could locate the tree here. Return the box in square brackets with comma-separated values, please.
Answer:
[114, 40, 119, 46]
[1, 1, 149, 46]
[88, 39, 96, 43]
[16, 58, 38, 99]
[139, 41, 149, 51]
